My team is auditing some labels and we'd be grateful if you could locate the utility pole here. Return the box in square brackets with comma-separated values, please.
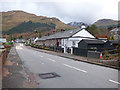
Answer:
[54, 25, 57, 51]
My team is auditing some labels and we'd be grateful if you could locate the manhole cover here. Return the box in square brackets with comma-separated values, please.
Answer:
[38, 72, 60, 79]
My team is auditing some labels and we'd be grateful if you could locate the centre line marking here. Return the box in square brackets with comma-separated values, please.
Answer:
[47, 58, 56, 62]
[63, 64, 87, 73]
[109, 79, 120, 84]
[41, 63, 44, 64]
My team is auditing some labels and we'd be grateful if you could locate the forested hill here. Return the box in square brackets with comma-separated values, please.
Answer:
[5, 21, 56, 34]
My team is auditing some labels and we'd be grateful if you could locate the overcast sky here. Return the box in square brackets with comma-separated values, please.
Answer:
[0, 0, 119, 24]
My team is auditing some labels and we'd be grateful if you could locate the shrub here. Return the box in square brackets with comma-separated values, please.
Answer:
[44, 47, 50, 50]
[4, 44, 12, 48]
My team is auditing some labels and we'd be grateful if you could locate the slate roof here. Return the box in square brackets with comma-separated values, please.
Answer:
[37, 36, 48, 41]
[37, 28, 81, 41]
[47, 28, 81, 39]
[81, 39, 104, 44]
[69, 36, 95, 39]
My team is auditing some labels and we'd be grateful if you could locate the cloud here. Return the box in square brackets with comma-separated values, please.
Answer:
[0, 0, 119, 24]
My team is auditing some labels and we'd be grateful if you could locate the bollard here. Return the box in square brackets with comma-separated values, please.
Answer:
[100, 52, 102, 59]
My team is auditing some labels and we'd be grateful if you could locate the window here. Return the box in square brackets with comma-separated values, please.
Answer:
[72, 41, 75, 46]
[62, 39, 64, 46]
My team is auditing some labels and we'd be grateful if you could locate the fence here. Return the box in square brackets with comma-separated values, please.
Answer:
[87, 51, 101, 59]
[73, 48, 88, 57]
[49, 46, 64, 52]
[32, 44, 64, 53]
[73, 47, 120, 59]
[73, 48, 103, 59]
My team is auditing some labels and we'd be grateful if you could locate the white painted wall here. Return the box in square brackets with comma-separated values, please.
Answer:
[66, 40, 72, 47]
[72, 29, 95, 38]
[61, 29, 96, 53]
[61, 38, 71, 48]
[61, 29, 96, 48]
[71, 29, 95, 48]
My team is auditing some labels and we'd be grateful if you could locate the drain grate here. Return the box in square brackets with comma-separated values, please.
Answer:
[38, 72, 60, 79]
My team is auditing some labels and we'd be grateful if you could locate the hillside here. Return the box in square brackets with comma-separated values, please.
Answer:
[94, 19, 118, 29]
[2, 10, 76, 33]
[92, 19, 119, 35]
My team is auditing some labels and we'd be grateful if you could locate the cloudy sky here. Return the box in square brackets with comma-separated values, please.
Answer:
[0, 0, 119, 24]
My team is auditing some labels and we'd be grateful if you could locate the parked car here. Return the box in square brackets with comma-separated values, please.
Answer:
[0, 45, 5, 49]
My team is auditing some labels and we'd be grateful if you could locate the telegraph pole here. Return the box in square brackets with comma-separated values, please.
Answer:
[54, 25, 57, 51]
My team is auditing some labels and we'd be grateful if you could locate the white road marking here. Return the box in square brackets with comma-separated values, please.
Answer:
[63, 64, 87, 73]
[32, 53, 43, 57]
[16, 46, 23, 49]
[20, 43, 23, 46]
[109, 79, 120, 84]
[39, 55, 43, 57]
[47, 58, 56, 62]
[58, 57, 66, 60]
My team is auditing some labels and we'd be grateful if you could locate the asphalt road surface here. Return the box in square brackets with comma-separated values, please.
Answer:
[16, 43, 120, 88]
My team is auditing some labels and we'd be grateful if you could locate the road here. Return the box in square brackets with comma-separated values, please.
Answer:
[16, 43, 119, 88]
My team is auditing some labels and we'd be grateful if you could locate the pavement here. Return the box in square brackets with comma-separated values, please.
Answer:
[15, 43, 120, 88]
[0, 50, 3, 89]
[2, 46, 39, 88]
[0, 49, 6, 89]
[27, 46, 120, 70]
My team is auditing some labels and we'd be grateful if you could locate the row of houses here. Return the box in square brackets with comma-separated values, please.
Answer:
[35, 25, 119, 58]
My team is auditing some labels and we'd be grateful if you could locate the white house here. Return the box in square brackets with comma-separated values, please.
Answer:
[61, 25, 96, 53]
[36, 25, 96, 54]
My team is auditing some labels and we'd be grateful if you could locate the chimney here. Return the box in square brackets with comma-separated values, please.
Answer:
[81, 23, 86, 29]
